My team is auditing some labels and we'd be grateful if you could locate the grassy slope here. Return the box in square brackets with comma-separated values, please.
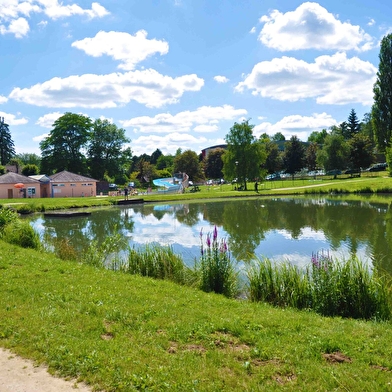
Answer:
[1, 241, 392, 391]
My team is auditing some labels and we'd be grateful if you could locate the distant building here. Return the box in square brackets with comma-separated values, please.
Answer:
[49, 171, 98, 198]
[201, 144, 227, 159]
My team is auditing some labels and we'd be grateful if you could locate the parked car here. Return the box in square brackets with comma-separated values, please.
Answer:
[108, 183, 117, 190]
[344, 168, 361, 175]
[365, 163, 387, 172]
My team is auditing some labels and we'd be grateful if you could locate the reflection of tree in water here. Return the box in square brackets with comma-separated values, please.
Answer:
[221, 200, 268, 261]
[41, 207, 134, 256]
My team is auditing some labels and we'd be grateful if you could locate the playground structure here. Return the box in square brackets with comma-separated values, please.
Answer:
[153, 173, 189, 193]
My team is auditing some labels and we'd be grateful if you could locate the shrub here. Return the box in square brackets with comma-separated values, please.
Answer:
[1, 220, 41, 249]
[198, 226, 238, 298]
[15, 204, 35, 215]
[0, 206, 18, 230]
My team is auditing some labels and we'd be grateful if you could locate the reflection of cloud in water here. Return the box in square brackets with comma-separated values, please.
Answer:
[130, 213, 218, 248]
[276, 227, 326, 241]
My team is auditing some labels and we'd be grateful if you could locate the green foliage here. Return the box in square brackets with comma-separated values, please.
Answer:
[198, 226, 238, 298]
[260, 140, 282, 174]
[21, 164, 39, 176]
[123, 244, 191, 285]
[40, 112, 92, 174]
[205, 148, 225, 179]
[87, 118, 131, 180]
[348, 133, 375, 170]
[247, 252, 391, 320]
[174, 149, 204, 182]
[0, 118, 16, 165]
[372, 33, 392, 152]
[0, 165, 5, 175]
[0, 206, 18, 229]
[317, 133, 349, 172]
[283, 135, 305, 175]
[15, 204, 35, 214]
[223, 120, 266, 190]
[1, 219, 40, 249]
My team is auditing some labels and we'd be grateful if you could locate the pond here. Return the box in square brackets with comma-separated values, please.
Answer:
[26, 196, 392, 274]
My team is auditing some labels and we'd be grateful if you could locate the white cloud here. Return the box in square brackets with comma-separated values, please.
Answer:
[36, 111, 63, 128]
[193, 125, 219, 133]
[235, 52, 376, 105]
[0, 96, 8, 104]
[120, 105, 247, 133]
[33, 133, 49, 142]
[213, 75, 229, 83]
[367, 18, 375, 26]
[249, 26, 256, 34]
[9, 69, 205, 109]
[72, 30, 169, 71]
[1, 17, 29, 38]
[253, 112, 338, 140]
[0, 1, 109, 38]
[131, 132, 208, 156]
[0, 111, 28, 125]
[259, 2, 374, 51]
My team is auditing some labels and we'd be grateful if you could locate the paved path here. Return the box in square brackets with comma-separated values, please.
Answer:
[0, 348, 91, 392]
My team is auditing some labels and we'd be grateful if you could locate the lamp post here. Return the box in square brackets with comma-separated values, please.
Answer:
[235, 161, 238, 189]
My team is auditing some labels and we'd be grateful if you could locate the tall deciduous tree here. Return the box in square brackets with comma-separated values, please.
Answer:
[283, 135, 305, 177]
[205, 148, 225, 179]
[261, 140, 282, 174]
[348, 133, 375, 170]
[317, 134, 349, 173]
[40, 112, 92, 174]
[305, 142, 319, 171]
[87, 119, 131, 180]
[0, 117, 15, 165]
[372, 33, 392, 152]
[174, 150, 204, 182]
[223, 120, 265, 190]
[308, 129, 328, 144]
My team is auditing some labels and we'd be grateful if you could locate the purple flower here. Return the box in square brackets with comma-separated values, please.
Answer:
[199, 228, 203, 240]
[213, 226, 218, 242]
[206, 234, 211, 248]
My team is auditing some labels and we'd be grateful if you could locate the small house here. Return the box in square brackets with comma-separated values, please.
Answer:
[0, 172, 41, 199]
[49, 171, 98, 198]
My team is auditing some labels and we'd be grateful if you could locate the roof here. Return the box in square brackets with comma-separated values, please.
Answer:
[29, 175, 51, 183]
[0, 172, 40, 185]
[49, 170, 98, 183]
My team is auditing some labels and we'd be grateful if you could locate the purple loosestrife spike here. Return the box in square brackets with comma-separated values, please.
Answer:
[213, 226, 218, 242]
[206, 234, 211, 248]
[199, 228, 203, 240]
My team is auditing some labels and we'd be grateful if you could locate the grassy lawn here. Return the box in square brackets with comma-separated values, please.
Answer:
[1, 172, 392, 391]
[1, 241, 392, 391]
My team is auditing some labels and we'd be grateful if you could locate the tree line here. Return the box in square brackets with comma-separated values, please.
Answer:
[1, 33, 392, 188]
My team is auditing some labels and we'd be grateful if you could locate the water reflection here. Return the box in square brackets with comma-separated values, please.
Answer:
[27, 197, 392, 274]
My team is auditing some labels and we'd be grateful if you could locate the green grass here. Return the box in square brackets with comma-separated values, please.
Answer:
[1, 241, 392, 391]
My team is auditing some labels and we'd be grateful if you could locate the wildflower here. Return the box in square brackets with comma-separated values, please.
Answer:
[206, 233, 211, 248]
[213, 225, 218, 242]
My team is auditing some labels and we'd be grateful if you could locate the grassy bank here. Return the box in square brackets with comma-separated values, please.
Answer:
[2, 172, 392, 211]
[1, 241, 392, 391]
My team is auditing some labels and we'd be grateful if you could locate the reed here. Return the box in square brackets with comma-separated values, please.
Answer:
[247, 251, 391, 320]
[122, 244, 191, 285]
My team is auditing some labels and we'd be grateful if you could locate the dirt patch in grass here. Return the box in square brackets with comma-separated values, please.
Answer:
[322, 351, 352, 363]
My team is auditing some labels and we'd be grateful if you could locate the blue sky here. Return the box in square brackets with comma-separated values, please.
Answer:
[1, 0, 391, 157]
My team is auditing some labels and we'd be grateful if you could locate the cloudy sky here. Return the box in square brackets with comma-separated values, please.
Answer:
[1, 0, 391, 156]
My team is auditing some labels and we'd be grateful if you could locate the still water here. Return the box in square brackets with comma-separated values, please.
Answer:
[27, 196, 392, 273]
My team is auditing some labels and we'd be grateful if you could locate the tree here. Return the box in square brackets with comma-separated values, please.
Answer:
[223, 120, 266, 190]
[21, 164, 39, 176]
[348, 133, 375, 170]
[40, 112, 92, 174]
[305, 142, 319, 171]
[174, 150, 204, 182]
[0, 117, 15, 165]
[372, 33, 392, 152]
[347, 109, 360, 139]
[156, 154, 174, 170]
[87, 119, 131, 180]
[261, 140, 282, 174]
[272, 132, 285, 141]
[205, 148, 225, 179]
[283, 135, 305, 177]
[360, 113, 375, 145]
[150, 149, 162, 165]
[317, 134, 349, 173]
[308, 129, 328, 144]
[16, 153, 41, 168]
